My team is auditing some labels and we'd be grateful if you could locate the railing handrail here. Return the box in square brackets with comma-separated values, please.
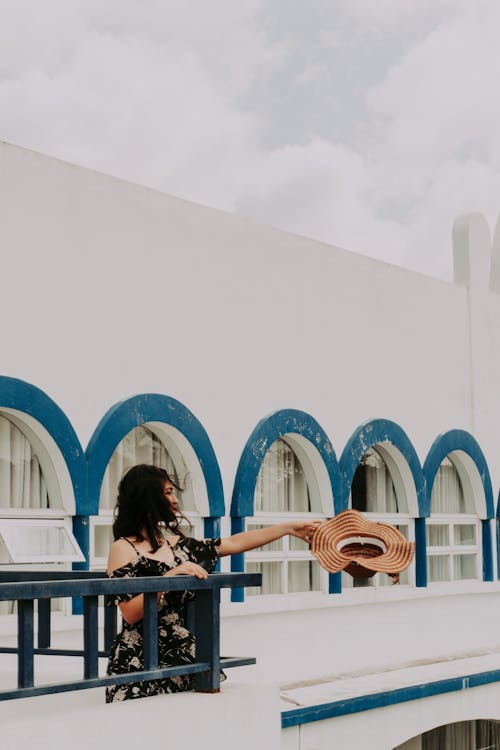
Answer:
[0, 572, 261, 600]
[0, 571, 261, 702]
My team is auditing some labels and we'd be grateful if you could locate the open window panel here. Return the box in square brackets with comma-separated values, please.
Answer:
[0, 517, 84, 564]
[89, 511, 205, 570]
[0, 518, 83, 616]
[341, 513, 415, 589]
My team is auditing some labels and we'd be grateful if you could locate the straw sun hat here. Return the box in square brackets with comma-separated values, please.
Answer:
[311, 509, 415, 584]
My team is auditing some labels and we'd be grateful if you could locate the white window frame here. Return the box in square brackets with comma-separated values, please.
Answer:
[426, 513, 480, 583]
[0, 517, 84, 564]
[244, 511, 330, 596]
[243, 431, 335, 598]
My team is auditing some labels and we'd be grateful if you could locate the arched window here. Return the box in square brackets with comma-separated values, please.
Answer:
[395, 719, 500, 749]
[427, 456, 480, 582]
[0, 414, 83, 614]
[90, 424, 199, 569]
[345, 446, 414, 589]
[245, 438, 327, 596]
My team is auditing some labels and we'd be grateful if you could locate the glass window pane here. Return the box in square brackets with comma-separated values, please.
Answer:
[246, 562, 283, 596]
[0, 415, 51, 510]
[350, 447, 398, 513]
[288, 561, 321, 593]
[426, 524, 449, 546]
[454, 524, 476, 546]
[428, 555, 451, 582]
[289, 535, 310, 551]
[254, 439, 311, 514]
[378, 568, 410, 586]
[247, 524, 283, 552]
[453, 554, 477, 580]
[0, 521, 84, 563]
[430, 456, 468, 513]
[94, 525, 114, 559]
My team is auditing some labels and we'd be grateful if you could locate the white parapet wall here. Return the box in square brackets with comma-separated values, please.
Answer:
[220, 586, 500, 686]
[0, 681, 281, 750]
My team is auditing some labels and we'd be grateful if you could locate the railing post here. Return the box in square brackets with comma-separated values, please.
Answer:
[83, 596, 99, 679]
[143, 592, 158, 670]
[193, 587, 220, 692]
[103, 595, 118, 652]
[37, 598, 51, 648]
[18, 599, 34, 688]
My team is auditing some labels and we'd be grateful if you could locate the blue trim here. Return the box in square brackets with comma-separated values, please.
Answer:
[281, 667, 500, 727]
[72, 516, 90, 613]
[497, 518, 500, 581]
[86, 393, 224, 518]
[204, 517, 221, 539]
[414, 517, 427, 587]
[328, 572, 342, 594]
[0, 376, 86, 514]
[339, 418, 425, 516]
[204, 517, 221, 571]
[423, 430, 494, 519]
[482, 519, 494, 582]
[231, 409, 343, 518]
[230, 517, 245, 602]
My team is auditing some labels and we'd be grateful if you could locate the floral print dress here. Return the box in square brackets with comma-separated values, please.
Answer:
[106, 536, 221, 703]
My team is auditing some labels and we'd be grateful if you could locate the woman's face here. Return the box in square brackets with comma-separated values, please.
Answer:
[163, 480, 179, 513]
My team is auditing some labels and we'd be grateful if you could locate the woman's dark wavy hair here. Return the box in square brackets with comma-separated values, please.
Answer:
[112, 464, 185, 552]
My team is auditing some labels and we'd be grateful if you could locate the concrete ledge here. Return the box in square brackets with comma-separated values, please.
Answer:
[281, 650, 500, 727]
[0, 681, 281, 750]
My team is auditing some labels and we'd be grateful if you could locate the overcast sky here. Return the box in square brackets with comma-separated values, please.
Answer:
[1, 0, 499, 279]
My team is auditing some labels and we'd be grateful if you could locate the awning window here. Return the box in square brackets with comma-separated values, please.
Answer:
[0, 518, 84, 563]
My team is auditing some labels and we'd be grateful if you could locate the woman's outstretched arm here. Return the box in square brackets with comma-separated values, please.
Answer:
[218, 520, 321, 556]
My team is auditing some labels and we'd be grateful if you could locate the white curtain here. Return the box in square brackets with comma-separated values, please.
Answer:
[99, 426, 186, 510]
[351, 447, 398, 513]
[250, 439, 319, 594]
[428, 458, 478, 582]
[254, 438, 310, 514]
[0, 416, 49, 510]
[430, 457, 466, 513]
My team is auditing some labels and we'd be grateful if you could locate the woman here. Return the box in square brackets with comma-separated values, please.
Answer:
[106, 464, 319, 702]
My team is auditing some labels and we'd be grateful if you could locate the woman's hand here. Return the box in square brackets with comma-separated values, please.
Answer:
[163, 561, 208, 579]
[287, 520, 323, 544]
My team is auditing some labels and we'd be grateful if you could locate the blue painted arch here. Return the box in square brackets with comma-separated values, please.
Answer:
[230, 408, 344, 518]
[86, 393, 224, 518]
[0, 376, 86, 514]
[423, 429, 494, 519]
[339, 418, 426, 516]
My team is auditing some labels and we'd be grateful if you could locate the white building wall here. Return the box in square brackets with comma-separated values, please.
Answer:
[221, 587, 500, 686]
[0, 140, 484, 486]
[2, 141, 500, 748]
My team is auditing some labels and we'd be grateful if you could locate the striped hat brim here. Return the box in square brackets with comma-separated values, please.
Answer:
[311, 509, 415, 577]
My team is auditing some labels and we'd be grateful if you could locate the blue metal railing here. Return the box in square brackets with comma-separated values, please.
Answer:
[0, 570, 260, 701]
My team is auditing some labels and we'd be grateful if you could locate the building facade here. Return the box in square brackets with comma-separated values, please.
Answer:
[1, 140, 500, 748]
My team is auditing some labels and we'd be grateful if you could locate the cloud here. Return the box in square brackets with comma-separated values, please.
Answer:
[0, 0, 499, 280]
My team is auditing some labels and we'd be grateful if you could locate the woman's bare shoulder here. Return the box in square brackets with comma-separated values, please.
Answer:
[107, 538, 137, 575]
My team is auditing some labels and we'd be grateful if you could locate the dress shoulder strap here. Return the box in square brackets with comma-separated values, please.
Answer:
[120, 537, 141, 555]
